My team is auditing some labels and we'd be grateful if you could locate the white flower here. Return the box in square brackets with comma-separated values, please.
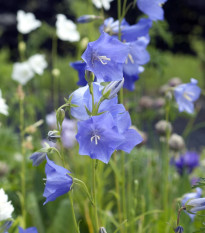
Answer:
[0, 188, 14, 221]
[56, 14, 80, 42]
[0, 90, 9, 116]
[92, 0, 114, 10]
[12, 62, 34, 85]
[17, 10, 41, 34]
[28, 54, 47, 75]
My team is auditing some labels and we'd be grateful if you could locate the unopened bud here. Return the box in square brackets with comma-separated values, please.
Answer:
[169, 77, 182, 87]
[155, 120, 172, 136]
[18, 41, 26, 53]
[77, 15, 102, 24]
[175, 226, 184, 233]
[80, 37, 89, 50]
[52, 68, 60, 78]
[56, 109, 65, 129]
[0, 162, 9, 177]
[169, 133, 185, 151]
[99, 227, 107, 233]
[139, 96, 154, 110]
[103, 78, 124, 99]
[30, 151, 46, 166]
[48, 130, 61, 142]
[85, 70, 95, 83]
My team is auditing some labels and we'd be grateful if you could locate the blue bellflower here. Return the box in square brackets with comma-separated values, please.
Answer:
[174, 78, 201, 114]
[76, 112, 124, 163]
[186, 197, 205, 213]
[181, 188, 202, 221]
[82, 32, 128, 82]
[43, 156, 73, 205]
[70, 61, 87, 86]
[137, 0, 168, 21]
[172, 151, 200, 176]
[18, 227, 38, 233]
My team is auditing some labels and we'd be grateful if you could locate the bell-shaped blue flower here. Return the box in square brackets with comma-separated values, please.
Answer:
[82, 32, 129, 82]
[76, 112, 124, 163]
[137, 0, 168, 21]
[70, 61, 87, 86]
[43, 156, 73, 205]
[18, 227, 38, 233]
[174, 78, 201, 114]
[181, 188, 202, 221]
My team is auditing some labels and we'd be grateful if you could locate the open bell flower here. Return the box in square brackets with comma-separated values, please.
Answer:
[82, 32, 129, 82]
[186, 197, 205, 213]
[92, 0, 113, 10]
[28, 54, 47, 75]
[137, 0, 168, 21]
[12, 62, 34, 85]
[174, 78, 201, 114]
[43, 156, 73, 205]
[0, 188, 14, 221]
[0, 89, 9, 116]
[56, 14, 80, 42]
[17, 10, 41, 34]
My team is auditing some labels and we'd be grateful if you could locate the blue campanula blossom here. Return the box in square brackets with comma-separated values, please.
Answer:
[181, 188, 202, 221]
[174, 78, 201, 114]
[43, 156, 73, 205]
[175, 226, 184, 233]
[81, 32, 129, 82]
[18, 227, 38, 233]
[172, 151, 200, 176]
[76, 112, 124, 163]
[137, 0, 168, 21]
[70, 82, 122, 120]
[30, 151, 47, 166]
[70, 61, 87, 86]
[186, 197, 205, 213]
[123, 38, 150, 90]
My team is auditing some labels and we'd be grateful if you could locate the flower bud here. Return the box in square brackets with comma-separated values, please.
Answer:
[139, 96, 153, 110]
[175, 226, 184, 233]
[155, 120, 172, 136]
[30, 151, 47, 166]
[103, 78, 124, 99]
[56, 109, 65, 129]
[80, 37, 89, 50]
[18, 41, 26, 53]
[99, 227, 107, 233]
[85, 70, 95, 83]
[48, 130, 61, 143]
[169, 77, 182, 87]
[77, 15, 102, 24]
[52, 68, 60, 78]
[168, 134, 185, 151]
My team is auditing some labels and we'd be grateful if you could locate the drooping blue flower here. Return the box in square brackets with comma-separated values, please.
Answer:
[82, 32, 129, 82]
[172, 151, 200, 176]
[76, 112, 125, 163]
[123, 38, 150, 90]
[174, 78, 201, 114]
[137, 0, 168, 21]
[43, 156, 73, 205]
[175, 226, 184, 233]
[186, 197, 205, 213]
[181, 188, 202, 221]
[70, 61, 87, 86]
[18, 227, 38, 233]
[70, 82, 120, 120]
[30, 151, 47, 166]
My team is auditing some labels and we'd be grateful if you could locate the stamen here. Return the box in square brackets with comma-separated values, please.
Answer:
[125, 53, 134, 64]
[97, 55, 111, 65]
[183, 91, 195, 101]
[91, 135, 101, 145]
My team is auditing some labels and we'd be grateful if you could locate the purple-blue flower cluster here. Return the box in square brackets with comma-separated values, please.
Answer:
[70, 82, 143, 163]
[171, 151, 200, 176]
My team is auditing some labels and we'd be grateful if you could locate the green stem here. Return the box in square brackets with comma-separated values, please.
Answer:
[92, 159, 99, 232]
[68, 192, 80, 233]
[19, 93, 26, 228]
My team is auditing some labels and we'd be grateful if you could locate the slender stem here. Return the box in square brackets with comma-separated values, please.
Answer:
[19, 93, 26, 228]
[68, 192, 80, 233]
[92, 159, 99, 232]
[177, 207, 186, 226]
[117, 0, 122, 40]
